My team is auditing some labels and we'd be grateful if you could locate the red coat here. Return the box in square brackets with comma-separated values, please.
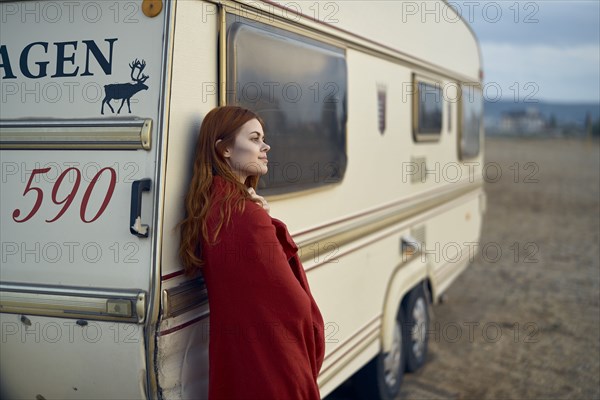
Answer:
[202, 176, 325, 400]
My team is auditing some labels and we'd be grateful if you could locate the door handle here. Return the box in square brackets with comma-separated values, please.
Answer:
[401, 234, 420, 256]
[130, 178, 151, 237]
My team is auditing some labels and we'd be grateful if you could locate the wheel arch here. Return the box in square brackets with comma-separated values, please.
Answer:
[380, 257, 430, 353]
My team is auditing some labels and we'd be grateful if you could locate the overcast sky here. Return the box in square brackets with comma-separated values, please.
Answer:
[463, 0, 600, 103]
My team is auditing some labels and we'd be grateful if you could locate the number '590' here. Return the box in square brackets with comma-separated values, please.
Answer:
[12, 167, 117, 223]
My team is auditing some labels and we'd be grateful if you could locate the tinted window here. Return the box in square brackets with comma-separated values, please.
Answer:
[460, 85, 482, 159]
[414, 80, 442, 141]
[227, 18, 347, 194]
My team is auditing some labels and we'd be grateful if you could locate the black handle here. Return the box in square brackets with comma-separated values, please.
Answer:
[130, 178, 152, 237]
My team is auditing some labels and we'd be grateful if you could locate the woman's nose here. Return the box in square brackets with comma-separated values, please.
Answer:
[262, 142, 270, 152]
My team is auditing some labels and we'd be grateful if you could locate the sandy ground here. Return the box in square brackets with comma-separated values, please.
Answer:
[328, 137, 600, 400]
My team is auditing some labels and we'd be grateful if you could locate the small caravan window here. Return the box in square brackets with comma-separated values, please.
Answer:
[413, 77, 443, 142]
[226, 17, 348, 194]
[459, 85, 483, 159]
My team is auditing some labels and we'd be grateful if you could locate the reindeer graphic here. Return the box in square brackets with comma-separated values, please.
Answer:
[101, 59, 149, 115]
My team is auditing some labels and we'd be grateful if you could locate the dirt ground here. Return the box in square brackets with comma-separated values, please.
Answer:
[328, 137, 600, 400]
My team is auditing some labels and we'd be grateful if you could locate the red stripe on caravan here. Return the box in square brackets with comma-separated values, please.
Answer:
[161, 270, 185, 281]
[158, 313, 209, 336]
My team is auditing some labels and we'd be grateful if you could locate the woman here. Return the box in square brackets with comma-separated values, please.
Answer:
[179, 106, 325, 400]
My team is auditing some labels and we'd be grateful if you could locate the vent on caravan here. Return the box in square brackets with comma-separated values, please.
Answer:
[410, 156, 427, 184]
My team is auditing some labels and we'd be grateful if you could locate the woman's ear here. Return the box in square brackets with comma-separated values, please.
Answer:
[215, 139, 231, 158]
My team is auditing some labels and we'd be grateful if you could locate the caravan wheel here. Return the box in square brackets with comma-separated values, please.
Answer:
[403, 285, 429, 372]
[353, 309, 405, 400]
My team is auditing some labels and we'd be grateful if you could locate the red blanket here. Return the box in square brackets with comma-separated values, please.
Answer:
[202, 176, 325, 399]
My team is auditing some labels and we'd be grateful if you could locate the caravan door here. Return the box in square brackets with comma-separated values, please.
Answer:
[0, 1, 171, 398]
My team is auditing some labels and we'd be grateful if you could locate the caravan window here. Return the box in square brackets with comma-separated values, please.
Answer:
[227, 17, 348, 194]
[413, 78, 443, 142]
[459, 85, 482, 159]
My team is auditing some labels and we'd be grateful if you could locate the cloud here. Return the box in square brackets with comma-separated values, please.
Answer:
[480, 42, 600, 103]
[468, 1, 600, 47]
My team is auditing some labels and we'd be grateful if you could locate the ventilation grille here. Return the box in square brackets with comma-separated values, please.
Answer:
[410, 156, 427, 184]
[377, 86, 387, 135]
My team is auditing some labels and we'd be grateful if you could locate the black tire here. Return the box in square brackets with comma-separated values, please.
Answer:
[403, 285, 430, 372]
[353, 309, 405, 400]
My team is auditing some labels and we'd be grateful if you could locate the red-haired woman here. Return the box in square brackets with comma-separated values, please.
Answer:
[179, 106, 325, 399]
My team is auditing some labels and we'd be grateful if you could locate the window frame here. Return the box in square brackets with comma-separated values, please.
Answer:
[412, 74, 444, 143]
[224, 13, 348, 195]
[458, 84, 483, 160]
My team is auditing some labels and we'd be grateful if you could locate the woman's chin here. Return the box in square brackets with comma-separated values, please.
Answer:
[255, 165, 268, 176]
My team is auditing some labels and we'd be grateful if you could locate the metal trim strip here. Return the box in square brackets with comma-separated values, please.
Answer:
[147, 0, 178, 396]
[161, 279, 208, 319]
[0, 119, 152, 150]
[0, 282, 146, 323]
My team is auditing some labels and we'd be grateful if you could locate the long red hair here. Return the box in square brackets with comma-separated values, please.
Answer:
[179, 106, 264, 276]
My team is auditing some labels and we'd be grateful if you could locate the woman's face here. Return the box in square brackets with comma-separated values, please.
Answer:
[222, 118, 270, 183]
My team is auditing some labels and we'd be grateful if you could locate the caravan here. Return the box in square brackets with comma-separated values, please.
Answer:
[0, 1, 485, 398]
